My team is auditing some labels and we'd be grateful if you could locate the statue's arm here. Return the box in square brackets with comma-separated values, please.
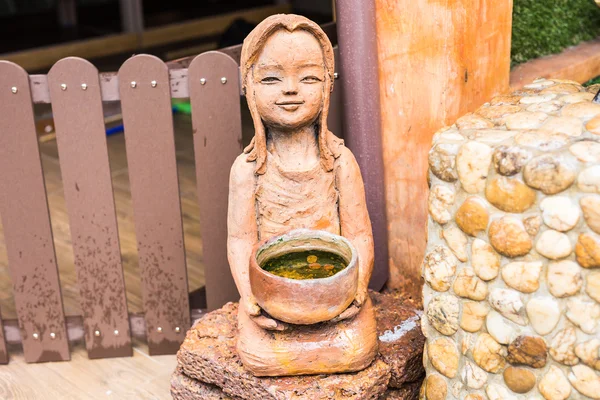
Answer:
[336, 147, 375, 305]
[227, 155, 259, 313]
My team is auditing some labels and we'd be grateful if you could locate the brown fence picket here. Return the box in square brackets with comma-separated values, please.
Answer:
[0, 61, 70, 362]
[48, 57, 132, 359]
[119, 54, 190, 355]
[188, 51, 241, 311]
[0, 311, 7, 364]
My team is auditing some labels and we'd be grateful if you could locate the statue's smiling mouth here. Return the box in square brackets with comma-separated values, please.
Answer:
[276, 100, 304, 111]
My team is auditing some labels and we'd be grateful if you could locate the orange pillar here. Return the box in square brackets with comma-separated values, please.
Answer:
[375, 0, 513, 301]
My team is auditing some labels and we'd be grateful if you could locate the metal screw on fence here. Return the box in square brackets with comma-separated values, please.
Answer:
[151, 80, 157, 88]
[50, 332, 56, 339]
[130, 81, 137, 88]
[200, 78, 206, 85]
[334, 72, 339, 79]
[221, 77, 227, 84]
[81, 83, 88, 91]
[94, 330, 101, 337]
[61, 84, 67, 91]
[11, 86, 17, 94]
[157, 326, 163, 333]
[113, 329, 119, 336]
[175, 326, 181, 333]
[32, 333, 39, 340]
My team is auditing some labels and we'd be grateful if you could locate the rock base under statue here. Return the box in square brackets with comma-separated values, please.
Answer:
[171, 291, 425, 400]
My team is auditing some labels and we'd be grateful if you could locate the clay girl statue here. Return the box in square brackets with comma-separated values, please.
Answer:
[227, 14, 378, 376]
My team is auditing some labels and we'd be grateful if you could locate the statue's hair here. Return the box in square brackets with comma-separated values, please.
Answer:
[240, 14, 342, 175]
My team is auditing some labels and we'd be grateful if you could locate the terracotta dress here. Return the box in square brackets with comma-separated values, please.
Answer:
[255, 153, 340, 240]
[237, 150, 378, 376]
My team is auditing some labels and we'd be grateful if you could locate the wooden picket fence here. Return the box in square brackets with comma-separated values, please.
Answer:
[0, 46, 345, 364]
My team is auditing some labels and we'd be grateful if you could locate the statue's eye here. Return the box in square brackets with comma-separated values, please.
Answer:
[261, 77, 281, 84]
[301, 76, 321, 83]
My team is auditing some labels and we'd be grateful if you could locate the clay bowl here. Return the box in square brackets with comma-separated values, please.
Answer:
[249, 229, 358, 325]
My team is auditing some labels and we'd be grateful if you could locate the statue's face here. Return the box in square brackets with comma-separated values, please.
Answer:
[252, 29, 325, 131]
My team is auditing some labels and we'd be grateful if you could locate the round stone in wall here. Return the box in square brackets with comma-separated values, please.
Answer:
[428, 185, 455, 225]
[526, 297, 560, 335]
[456, 113, 494, 130]
[423, 374, 448, 400]
[429, 143, 459, 182]
[492, 145, 531, 176]
[540, 196, 580, 232]
[453, 268, 488, 301]
[561, 101, 600, 119]
[506, 335, 548, 368]
[566, 297, 600, 334]
[523, 214, 542, 237]
[489, 288, 527, 325]
[581, 196, 600, 234]
[486, 310, 518, 345]
[576, 232, 600, 268]
[519, 93, 557, 104]
[455, 197, 489, 236]
[562, 91, 595, 103]
[570, 140, 600, 163]
[587, 271, 600, 303]
[538, 366, 572, 400]
[488, 217, 532, 257]
[461, 360, 487, 389]
[535, 230, 572, 259]
[472, 333, 506, 373]
[503, 366, 536, 393]
[463, 392, 485, 400]
[588, 114, 600, 134]
[547, 260, 582, 297]
[460, 302, 489, 333]
[428, 337, 460, 378]
[503, 111, 548, 130]
[476, 104, 521, 120]
[568, 364, 600, 399]
[485, 176, 536, 213]
[575, 339, 600, 370]
[578, 165, 600, 193]
[501, 261, 542, 293]
[549, 327, 579, 366]
[523, 154, 576, 195]
[540, 115, 583, 137]
[423, 245, 457, 292]
[485, 384, 517, 400]
[427, 294, 460, 336]
[472, 238, 500, 280]
[456, 141, 493, 193]
[442, 225, 468, 262]
[515, 130, 569, 151]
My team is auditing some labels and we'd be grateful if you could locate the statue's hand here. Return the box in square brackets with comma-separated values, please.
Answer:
[242, 296, 288, 331]
[354, 287, 368, 307]
[330, 287, 368, 323]
[243, 295, 262, 317]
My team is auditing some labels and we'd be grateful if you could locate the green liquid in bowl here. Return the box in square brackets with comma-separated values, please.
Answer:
[262, 250, 348, 280]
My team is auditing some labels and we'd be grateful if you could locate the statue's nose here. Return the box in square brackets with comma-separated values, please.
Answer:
[282, 79, 298, 95]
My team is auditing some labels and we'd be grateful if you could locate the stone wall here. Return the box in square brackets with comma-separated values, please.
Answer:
[422, 80, 600, 399]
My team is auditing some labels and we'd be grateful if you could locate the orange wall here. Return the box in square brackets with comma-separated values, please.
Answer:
[375, 0, 513, 300]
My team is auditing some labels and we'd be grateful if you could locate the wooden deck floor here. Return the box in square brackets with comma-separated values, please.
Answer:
[0, 342, 177, 399]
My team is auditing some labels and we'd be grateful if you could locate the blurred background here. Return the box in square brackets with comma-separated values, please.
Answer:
[0, 0, 334, 73]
